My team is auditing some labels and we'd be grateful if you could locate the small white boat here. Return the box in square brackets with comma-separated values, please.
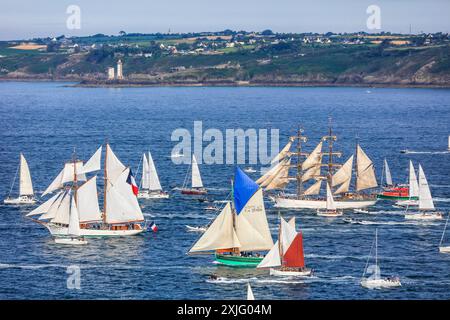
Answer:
[360, 229, 401, 289]
[54, 197, 87, 245]
[317, 183, 344, 217]
[4, 153, 36, 205]
[395, 199, 419, 207]
[204, 205, 218, 211]
[186, 225, 207, 232]
[244, 167, 257, 173]
[354, 208, 369, 214]
[269, 267, 312, 277]
[343, 218, 364, 225]
[137, 151, 169, 199]
[180, 155, 208, 195]
[404, 164, 442, 221]
[439, 213, 450, 253]
[54, 237, 88, 245]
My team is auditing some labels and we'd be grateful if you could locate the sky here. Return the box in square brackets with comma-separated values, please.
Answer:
[1, 0, 449, 40]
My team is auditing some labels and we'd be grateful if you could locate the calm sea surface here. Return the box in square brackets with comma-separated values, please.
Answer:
[0, 82, 450, 299]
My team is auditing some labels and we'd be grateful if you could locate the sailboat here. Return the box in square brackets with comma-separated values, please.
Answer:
[380, 160, 418, 203]
[247, 283, 255, 300]
[258, 216, 312, 276]
[317, 183, 343, 217]
[264, 125, 378, 209]
[137, 151, 169, 199]
[360, 229, 401, 289]
[404, 164, 442, 220]
[439, 213, 450, 253]
[54, 195, 88, 245]
[4, 153, 36, 204]
[188, 167, 273, 267]
[181, 155, 207, 195]
[26, 144, 146, 237]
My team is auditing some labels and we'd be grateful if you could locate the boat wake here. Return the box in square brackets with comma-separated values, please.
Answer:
[401, 151, 450, 155]
[206, 277, 258, 284]
[434, 197, 450, 202]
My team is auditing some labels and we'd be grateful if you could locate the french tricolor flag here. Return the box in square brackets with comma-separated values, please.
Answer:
[126, 169, 139, 196]
[149, 221, 158, 232]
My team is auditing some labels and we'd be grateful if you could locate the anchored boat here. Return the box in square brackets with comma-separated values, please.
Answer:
[404, 164, 442, 221]
[4, 153, 36, 205]
[181, 155, 207, 195]
[26, 144, 146, 237]
[137, 151, 169, 199]
[261, 123, 378, 209]
[188, 167, 273, 267]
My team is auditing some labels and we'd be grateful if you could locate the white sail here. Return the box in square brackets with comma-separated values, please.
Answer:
[356, 145, 378, 191]
[68, 196, 81, 237]
[326, 182, 336, 210]
[189, 203, 241, 253]
[77, 176, 102, 222]
[235, 189, 274, 252]
[26, 191, 62, 216]
[42, 169, 64, 197]
[303, 180, 322, 195]
[79, 146, 102, 174]
[302, 164, 321, 182]
[147, 152, 162, 191]
[418, 165, 435, 211]
[105, 168, 144, 224]
[19, 153, 33, 196]
[256, 160, 284, 185]
[141, 153, 150, 189]
[247, 283, 255, 300]
[384, 158, 393, 186]
[270, 137, 294, 164]
[106, 144, 126, 184]
[302, 141, 323, 171]
[50, 191, 71, 225]
[334, 178, 351, 194]
[39, 192, 65, 220]
[332, 155, 353, 188]
[409, 161, 419, 198]
[191, 155, 203, 188]
[265, 158, 291, 191]
[42, 162, 86, 197]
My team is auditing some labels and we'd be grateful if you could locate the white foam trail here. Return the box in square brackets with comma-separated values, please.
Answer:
[401, 151, 450, 155]
[434, 198, 450, 202]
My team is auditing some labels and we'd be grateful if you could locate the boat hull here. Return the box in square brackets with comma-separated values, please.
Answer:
[269, 268, 312, 277]
[215, 254, 263, 268]
[317, 209, 344, 217]
[137, 191, 169, 199]
[274, 197, 376, 209]
[181, 188, 208, 195]
[4, 196, 36, 205]
[404, 212, 443, 220]
[360, 278, 401, 289]
[54, 238, 88, 245]
[46, 223, 145, 237]
[395, 200, 419, 207]
[186, 225, 207, 232]
[439, 246, 450, 253]
[377, 194, 415, 201]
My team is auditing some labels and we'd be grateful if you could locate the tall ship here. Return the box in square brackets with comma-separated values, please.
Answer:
[26, 143, 146, 237]
[188, 167, 273, 267]
[258, 124, 378, 209]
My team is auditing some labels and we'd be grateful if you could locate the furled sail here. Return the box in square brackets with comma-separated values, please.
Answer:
[356, 145, 378, 191]
[141, 153, 150, 189]
[303, 180, 322, 195]
[77, 176, 101, 222]
[189, 203, 241, 253]
[19, 153, 34, 196]
[265, 159, 291, 191]
[270, 137, 294, 164]
[26, 191, 62, 217]
[302, 141, 323, 171]
[147, 152, 162, 191]
[191, 155, 203, 188]
[326, 182, 336, 210]
[409, 161, 419, 198]
[105, 168, 144, 224]
[332, 155, 353, 194]
[384, 158, 393, 186]
[68, 196, 81, 237]
[418, 165, 435, 211]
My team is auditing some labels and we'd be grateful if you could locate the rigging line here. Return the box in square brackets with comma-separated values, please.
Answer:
[182, 159, 192, 188]
[361, 234, 376, 280]
[136, 154, 143, 189]
[439, 213, 450, 246]
[8, 162, 20, 198]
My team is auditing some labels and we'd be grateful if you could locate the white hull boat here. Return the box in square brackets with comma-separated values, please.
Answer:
[46, 223, 145, 237]
[186, 225, 207, 232]
[54, 237, 88, 245]
[4, 153, 36, 205]
[395, 199, 419, 207]
[404, 212, 443, 221]
[317, 209, 344, 217]
[275, 197, 376, 209]
[137, 191, 169, 199]
[4, 195, 36, 205]
[269, 267, 312, 277]
[439, 246, 450, 253]
[360, 278, 401, 289]
[354, 208, 369, 214]
[137, 151, 168, 199]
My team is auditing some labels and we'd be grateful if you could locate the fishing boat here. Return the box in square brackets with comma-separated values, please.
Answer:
[317, 183, 343, 217]
[54, 196, 87, 245]
[360, 229, 401, 289]
[26, 144, 146, 237]
[137, 151, 169, 199]
[181, 155, 207, 195]
[258, 216, 312, 276]
[262, 123, 377, 210]
[188, 168, 274, 267]
[439, 214, 450, 253]
[247, 283, 255, 300]
[404, 164, 443, 221]
[4, 153, 36, 205]
[378, 161, 418, 201]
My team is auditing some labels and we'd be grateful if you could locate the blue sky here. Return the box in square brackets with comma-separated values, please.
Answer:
[1, 0, 449, 40]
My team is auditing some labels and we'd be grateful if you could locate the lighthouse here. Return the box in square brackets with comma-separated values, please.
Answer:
[117, 59, 124, 80]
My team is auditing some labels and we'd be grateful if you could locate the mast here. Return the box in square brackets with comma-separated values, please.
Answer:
[353, 135, 359, 193]
[230, 178, 239, 255]
[103, 142, 108, 224]
[321, 117, 341, 190]
[72, 147, 78, 204]
[295, 127, 307, 199]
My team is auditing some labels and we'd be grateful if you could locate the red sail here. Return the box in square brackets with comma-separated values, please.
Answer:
[282, 233, 305, 268]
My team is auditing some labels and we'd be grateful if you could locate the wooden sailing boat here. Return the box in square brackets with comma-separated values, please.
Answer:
[247, 283, 255, 300]
[404, 164, 442, 220]
[188, 167, 273, 267]
[181, 154, 207, 195]
[360, 229, 401, 289]
[4, 153, 36, 204]
[137, 151, 169, 199]
[380, 160, 418, 203]
[258, 216, 312, 276]
[260, 122, 378, 209]
[26, 143, 146, 237]
[439, 213, 450, 253]
[317, 182, 343, 217]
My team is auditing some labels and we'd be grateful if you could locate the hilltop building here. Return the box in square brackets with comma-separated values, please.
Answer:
[117, 59, 124, 80]
[107, 67, 115, 80]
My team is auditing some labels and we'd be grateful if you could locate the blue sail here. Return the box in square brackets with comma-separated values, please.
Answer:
[233, 167, 259, 214]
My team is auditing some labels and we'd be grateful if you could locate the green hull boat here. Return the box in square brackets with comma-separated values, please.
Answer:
[377, 194, 418, 201]
[215, 254, 263, 267]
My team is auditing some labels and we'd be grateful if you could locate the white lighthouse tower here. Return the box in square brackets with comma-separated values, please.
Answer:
[117, 59, 124, 80]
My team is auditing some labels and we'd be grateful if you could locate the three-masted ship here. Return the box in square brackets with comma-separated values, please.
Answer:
[258, 124, 378, 209]
[26, 143, 146, 237]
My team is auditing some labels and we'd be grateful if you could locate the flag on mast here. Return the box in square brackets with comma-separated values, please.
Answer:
[126, 169, 139, 195]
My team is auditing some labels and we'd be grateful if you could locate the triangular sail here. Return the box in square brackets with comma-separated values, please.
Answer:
[270, 137, 294, 164]
[68, 196, 81, 237]
[303, 180, 322, 195]
[26, 191, 62, 217]
[384, 158, 393, 186]
[39, 192, 66, 220]
[283, 233, 305, 268]
[356, 145, 378, 191]
[191, 155, 203, 188]
[141, 153, 150, 189]
[326, 182, 336, 210]
[418, 165, 435, 210]
[19, 153, 33, 196]
[409, 161, 419, 198]
[50, 191, 71, 225]
[256, 160, 284, 186]
[79, 146, 102, 174]
[247, 283, 255, 300]
[77, 176, 102, 222]
[147, 152, 162, 191]
[42, 162, 86, 197]
[265, 159, 291, 191]
[332, 155, 353, 192]
[106, 144, 126, 184]
[302, 141, 323, 171]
